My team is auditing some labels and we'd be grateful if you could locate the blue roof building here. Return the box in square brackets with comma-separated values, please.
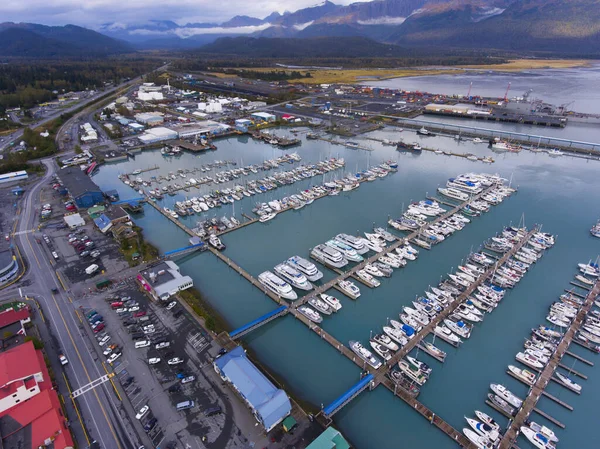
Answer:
[213, 346, 291, 432]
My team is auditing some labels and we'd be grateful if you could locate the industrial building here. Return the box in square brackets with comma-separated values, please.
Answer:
[172, 120, 229, 138]
[0, 249, 18, 285]
[198, 101, 223, 114]
[424, 103, 491, 116]
[0, 340, 74, 449]
[137, 260, 193, 300]
[57, 166, 104, 209]
[235, 119, 252, 133]
[80, 122, 98, 142]
[134, 112, 164, 126]
[137, 84, 164, 102]
[138, 127, 178, 145]
[0, 171, 28, 185]
[251, 112, 276, 123]
[213, 346, 291, 432]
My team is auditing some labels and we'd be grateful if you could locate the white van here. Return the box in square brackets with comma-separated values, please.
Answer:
[52, 251, 59, 260]
[135, 340, 150, 349]
[176, 400, 194, 411]
[85, 264, 99, 275]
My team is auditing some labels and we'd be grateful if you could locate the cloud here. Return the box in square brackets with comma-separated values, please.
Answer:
[128, 23, 273, 38]
[0, 0, 363, 28]
[293, 21, 314, 30]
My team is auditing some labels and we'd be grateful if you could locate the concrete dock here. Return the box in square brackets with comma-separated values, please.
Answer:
[497, 279, 600, 449]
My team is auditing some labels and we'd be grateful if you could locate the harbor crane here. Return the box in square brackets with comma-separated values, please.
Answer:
[466, 82, 473, 98]
[503, 82, 512, 101]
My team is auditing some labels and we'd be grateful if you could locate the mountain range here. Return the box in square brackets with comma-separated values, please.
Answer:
[98, 0, 600, 54]
[0, 22, 131, 57]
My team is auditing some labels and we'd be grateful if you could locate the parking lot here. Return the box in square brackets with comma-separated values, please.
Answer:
[76, 284, 254, 449]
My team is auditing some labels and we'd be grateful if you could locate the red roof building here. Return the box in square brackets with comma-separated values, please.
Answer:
[0, 341, 74, 448]
[0, 305, 31, 335]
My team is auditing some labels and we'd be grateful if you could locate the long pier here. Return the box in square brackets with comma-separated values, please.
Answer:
[497, 279, 600, 449]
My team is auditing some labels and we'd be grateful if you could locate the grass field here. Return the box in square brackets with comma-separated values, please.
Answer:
[217, 58, 595, 85]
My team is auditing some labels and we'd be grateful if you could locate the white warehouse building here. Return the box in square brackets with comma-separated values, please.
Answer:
[138, 127, 178, 144]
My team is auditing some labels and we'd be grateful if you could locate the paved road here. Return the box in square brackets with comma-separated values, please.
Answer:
[5, 159, 134, 449]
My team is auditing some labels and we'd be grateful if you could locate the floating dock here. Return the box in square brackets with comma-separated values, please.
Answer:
[497, 279, 600, 448]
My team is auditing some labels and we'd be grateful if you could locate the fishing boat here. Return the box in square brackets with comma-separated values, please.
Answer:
[417, 127, 435, 137]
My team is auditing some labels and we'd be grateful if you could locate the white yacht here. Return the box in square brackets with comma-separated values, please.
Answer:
[297, 305, 322, 323]
[434, 325, 462, 346]
[319, 294, 342, 312]
[335, 233, 369, 254]
[326, 240, 364, 262]
[259, 212, 276, 222]
[474, 411, 500, 432]
[520, 427, 553, 449]
[358, 237, 384, 253]
[444, 319, 472, 338]
[397, 359, 427, 386]
[308, 297, 332, 315]
[369, 341, 392, 361]
[356, 270, 381, 287]
[437, 187, 469, 201]
[311, 244, 348, 268]
[258, 271, 298, 300]
[338, 280, 361, 299]
[529, 422, 559, 443]
[372, 333, 399, 351]
[463, 428, 494, 449]
[286, 256, 324, 282]
[364, 264, 384, 277]
[508, 365, 537, 385]
[274, 263, 313, 291]
[382, 326, 408, 346]
[406, 356, 432, 376]
[490, 384, 522, 408]
[465, 418, 499, 442]
[349, 341, 381, 369]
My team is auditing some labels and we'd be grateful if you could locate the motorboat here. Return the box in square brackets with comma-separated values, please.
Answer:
[349, 340, 382, 369]
[398, 359, 427, 386]
[465, 418, 499, 442]
[311, 244, 348, 268]
[373, 262, 393, 277]
[490, 383, 522, 408]
[403, 307, 430, 326]
[524, 340, 553, 356]
[274, 264, 313, 291]
[373, 227, 396, 242]
[575, 274, 594, 286]
[383, 326, 408, 346]
[474, 411, 499, 432]
[357, 270, 381, 287]
[372, 333, 399, 352]
[520, 427, 553, 449]
[444, 319, 472, 338]
[358, 237, 384, 253]
[400, 313, 422, 331]
[338, 280, 361, 299]
[529, 422, 559, 443]
[488, 393, 515, 416]
[406, 356, 432, 377]
[508, 365, 537, 385]
[259, 212, 276, 222]
[364, 232, 387, 247]
[379, 255, 401, 269]
[297, 305, 322, 323]
[462, 428, 494, 449]
[286, 256, 323, 281]
[335, 233, 369, 254]
[308, 297, 332, 315]
[578, 261, 600, 277]
[320, 294, 342, 312]
[421, 341, 446, 361]
[554, 371, 582, 393]
[327, 240, 364, 262]
[365, 264, 384, 277]
[390, 321, 416, 340]
[370, 341, 392, 361]
[208, 234, 226, 251]
[437, 187, 469, 201]
[434, 325, 462, 346]
[516, 351, 545, 370]
[258, 271, 298, 300]
[470, 252, 494, 266]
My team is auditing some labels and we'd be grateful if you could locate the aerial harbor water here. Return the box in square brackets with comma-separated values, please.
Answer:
[92, 72, 600, 449]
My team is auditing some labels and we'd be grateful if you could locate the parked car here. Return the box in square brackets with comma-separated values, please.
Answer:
[181, 375, 195, 384]
[155, 341, 170, 350]
[167, 357, 183, 365]
[128, 306, 140, 312]
[166, 301, 177, 311]
[133, 311, 147, 318]
[98, 335, 111, 346]
[135, 405, 149, 420]
[168, 384, 181, 393]
[111, 302, 124, 309]
[107, 352, 121, 364]
[144, 417, 157, 432]
[93, 323, 105, 333]
[148, 357, 161, 365]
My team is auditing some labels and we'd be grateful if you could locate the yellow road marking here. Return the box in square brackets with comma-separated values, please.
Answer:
[51, 294, 122, 449]
[57, 271, 67, 290]
[26, 235, 42, 269]
[102, 362, 122, 401]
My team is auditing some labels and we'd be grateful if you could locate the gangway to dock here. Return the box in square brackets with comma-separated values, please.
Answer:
[163, 242, 206, 259]
[321, 374, 375, 418]
[112, 196, 145, 205]
[229, 305, 289, 340]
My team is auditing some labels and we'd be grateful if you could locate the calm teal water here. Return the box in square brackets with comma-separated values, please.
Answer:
[93, 104, 600, 449]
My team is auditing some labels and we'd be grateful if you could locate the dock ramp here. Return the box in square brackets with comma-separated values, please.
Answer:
[323, 373, 374, 418]
[229, 306, 289, 340]
[163, 243, 206, 259]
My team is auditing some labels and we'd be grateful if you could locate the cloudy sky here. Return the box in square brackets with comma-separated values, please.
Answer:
[0, 0, 355, 28]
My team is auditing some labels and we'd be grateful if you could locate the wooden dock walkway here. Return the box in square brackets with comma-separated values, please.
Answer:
[566, 350, 594, 366]
[497, 279, 600, 449]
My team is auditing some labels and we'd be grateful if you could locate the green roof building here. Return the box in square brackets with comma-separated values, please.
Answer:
[306, 427, 351, 449]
